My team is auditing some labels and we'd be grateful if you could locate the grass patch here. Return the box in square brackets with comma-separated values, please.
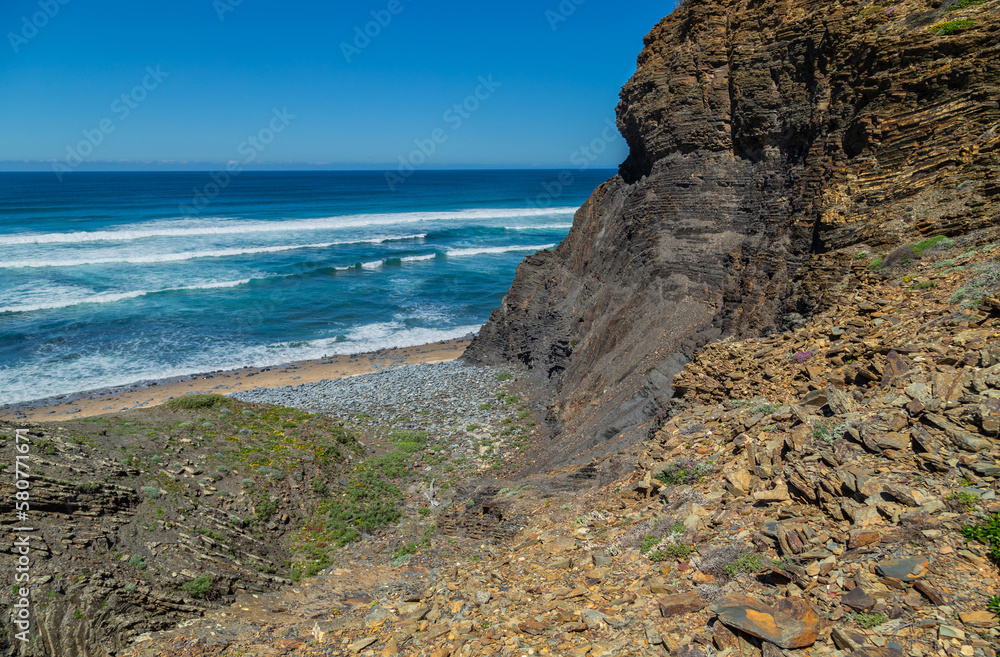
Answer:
[868, 257, 884, 270]
[948, 0, 987, 10]
[932, 18, 975, 34]
[497, 372, 514, 382]
[164, 394, 229, 410]
[911, 235, 953, 256]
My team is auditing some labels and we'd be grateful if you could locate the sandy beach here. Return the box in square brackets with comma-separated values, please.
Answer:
[0, 337, 471, 424]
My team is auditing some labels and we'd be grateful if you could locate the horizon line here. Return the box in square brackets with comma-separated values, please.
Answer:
[0, 166, 622, 174]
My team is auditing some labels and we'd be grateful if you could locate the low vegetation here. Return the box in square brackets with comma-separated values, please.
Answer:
[655, 459, 713, 486]
[932, 18, 975, 34]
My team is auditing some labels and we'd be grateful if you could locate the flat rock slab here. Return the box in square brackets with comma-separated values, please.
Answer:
[709, 594, 819, 649]
[659, 592, 706, 617]
[842, 586, 877, 611]
[847, 648, 904, 657]
[875, 556, 929, 581]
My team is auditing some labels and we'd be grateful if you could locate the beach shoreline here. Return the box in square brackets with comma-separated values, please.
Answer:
[0, 337, 472, 424]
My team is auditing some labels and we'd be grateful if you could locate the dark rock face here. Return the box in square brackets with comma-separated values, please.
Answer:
[466, 0, 999, 472]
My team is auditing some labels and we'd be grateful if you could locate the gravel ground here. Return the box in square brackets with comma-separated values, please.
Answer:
[228, 360, 533, 463]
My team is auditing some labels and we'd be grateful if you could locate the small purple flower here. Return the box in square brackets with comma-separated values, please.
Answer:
[793, 351, 815, 364]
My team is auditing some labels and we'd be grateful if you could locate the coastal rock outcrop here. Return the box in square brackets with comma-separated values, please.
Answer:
[466, 0, 999, 474]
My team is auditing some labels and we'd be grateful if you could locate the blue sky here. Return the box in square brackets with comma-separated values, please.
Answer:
[0, 0, 674, 171]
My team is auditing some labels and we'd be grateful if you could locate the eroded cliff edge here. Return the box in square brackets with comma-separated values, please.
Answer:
[466, 0, 999, 473]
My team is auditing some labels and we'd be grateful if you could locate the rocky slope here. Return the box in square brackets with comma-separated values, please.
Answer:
[0, 371, 534, 657]
[465, 0, 1000, 475]
[116, 235, 1000, 657]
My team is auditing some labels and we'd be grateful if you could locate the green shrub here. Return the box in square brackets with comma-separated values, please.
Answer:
[648, 550, 668, 563]
[853, 612, 888, 629]
[140, 486, 162, 499]
[497, 372, 514, 382]
[663, 543, 695, 560]
[655, 459, 712, 486]
[255, 497, 278, 522]
[962, 512, 1000, 559]
[951, 261, 1000, 307]
[195, 527, 224, 541]
[164, 394, 229, 410]
[640, 535, 659, 554]
[868, 257, 884, 270]
[182, 576, 212, 599]
[948, 491, 979, 511]
[724, 553, 763, 577]
[129, 555, 147, 570]
[393, 542, 421, 559]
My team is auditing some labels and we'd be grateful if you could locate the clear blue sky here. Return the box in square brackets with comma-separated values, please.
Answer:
[0, 0, 673, 171]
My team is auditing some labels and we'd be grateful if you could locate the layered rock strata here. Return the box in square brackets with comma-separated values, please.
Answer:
[466, 0, 1000, 473]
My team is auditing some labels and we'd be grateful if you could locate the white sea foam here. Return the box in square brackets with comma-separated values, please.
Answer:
[446, 244, 557, 258]
[0, 279, 252, 314]
[400, 254, 437, 263]
[505, 224, 573, 231]
[0, 208, 578, 246]
[0, 234, 426, 269]
[0, 322, 482, 406]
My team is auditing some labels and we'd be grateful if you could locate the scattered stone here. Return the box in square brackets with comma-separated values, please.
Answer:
[710, 594, 819, 649]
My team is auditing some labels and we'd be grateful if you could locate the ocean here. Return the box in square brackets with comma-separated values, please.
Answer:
[0, 170, 612, 406]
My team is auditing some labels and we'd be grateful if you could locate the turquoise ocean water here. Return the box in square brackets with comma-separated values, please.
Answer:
[0, 170, 612, 405]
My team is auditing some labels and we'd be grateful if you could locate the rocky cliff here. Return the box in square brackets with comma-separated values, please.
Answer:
[466, 0, 999, 474]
